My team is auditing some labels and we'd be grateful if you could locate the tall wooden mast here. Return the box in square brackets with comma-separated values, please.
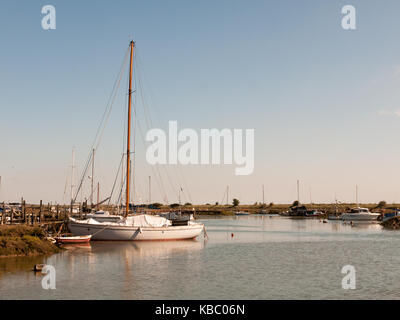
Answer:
[125, 40, 134, 217]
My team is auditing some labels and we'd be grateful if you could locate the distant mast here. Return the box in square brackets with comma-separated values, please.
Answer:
[297, 180, 300, 203]
[262, 184, 265, 205]
[91, 148, 95, 208]
[355, 184, 358, 207]
[70, 147, 75, 203]
[125, 40, 135, 217]
[148, 176, 151, 205]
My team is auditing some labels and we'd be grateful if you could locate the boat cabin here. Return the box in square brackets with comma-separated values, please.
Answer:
[349, 207, 370, 213]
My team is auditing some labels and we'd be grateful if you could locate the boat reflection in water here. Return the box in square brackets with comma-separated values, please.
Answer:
[89, 239, 205, 259]
[342, 220, 382, 230]
[61, 242, 92, 250]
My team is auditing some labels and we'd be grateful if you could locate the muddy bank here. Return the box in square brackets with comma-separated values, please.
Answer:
[381, 216, 400, 229]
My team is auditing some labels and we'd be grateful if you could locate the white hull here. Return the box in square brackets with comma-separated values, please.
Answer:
[342, 213, 380, 221]
[68, 220, 204, 241]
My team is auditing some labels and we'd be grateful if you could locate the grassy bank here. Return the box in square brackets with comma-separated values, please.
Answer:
[0, 225, 61, 257]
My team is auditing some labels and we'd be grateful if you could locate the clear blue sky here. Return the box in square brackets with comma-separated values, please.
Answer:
[2, 0, 400, 204]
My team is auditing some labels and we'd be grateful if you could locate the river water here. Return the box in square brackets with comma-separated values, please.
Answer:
[1, 215, 400, 299]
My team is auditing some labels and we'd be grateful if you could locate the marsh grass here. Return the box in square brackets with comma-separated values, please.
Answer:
[0, 225, 60, 257]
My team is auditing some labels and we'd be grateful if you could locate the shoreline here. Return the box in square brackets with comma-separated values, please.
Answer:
[0, 225, 61, 258]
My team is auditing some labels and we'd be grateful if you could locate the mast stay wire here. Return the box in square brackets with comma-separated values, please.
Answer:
[134, 51, 193, 204]
[132, 51, 173, 204]
[73, 46, 130, 204]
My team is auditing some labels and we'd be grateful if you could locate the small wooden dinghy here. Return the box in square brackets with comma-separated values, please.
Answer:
[55, 234, 92, 244]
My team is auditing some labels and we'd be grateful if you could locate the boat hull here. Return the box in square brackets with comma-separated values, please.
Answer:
[68, 221, 204, 241]
[55, 235, 92, 244]
[341, 213, 380, 221]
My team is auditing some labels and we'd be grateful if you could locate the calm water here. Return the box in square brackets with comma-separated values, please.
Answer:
[1, 215, 400, 299]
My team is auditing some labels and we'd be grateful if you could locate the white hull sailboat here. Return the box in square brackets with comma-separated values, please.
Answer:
[68, 215, 204, 241]
[68, 41, 205, 241]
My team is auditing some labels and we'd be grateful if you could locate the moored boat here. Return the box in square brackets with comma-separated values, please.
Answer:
[235, 211, 250, 216]
[381, 209, 400, 223]
[84, 210, 123, 223]
[341, 207, 380, 222]
[68, 215, 203, 241]
[67, 41, 205, 241]
[55, 234, 92, 244]
[305, 209, 325, 217]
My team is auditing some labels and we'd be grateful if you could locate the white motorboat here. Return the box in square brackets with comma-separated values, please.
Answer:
[341, 207, 380, 221]
[68, 214, 204, 241]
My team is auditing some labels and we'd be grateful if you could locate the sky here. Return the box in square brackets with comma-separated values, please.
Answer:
[1, 0, 400, 205]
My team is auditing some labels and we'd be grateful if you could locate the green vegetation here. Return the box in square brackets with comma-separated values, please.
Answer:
[0, 225, 61, 257]
[232, 199, 240, 207]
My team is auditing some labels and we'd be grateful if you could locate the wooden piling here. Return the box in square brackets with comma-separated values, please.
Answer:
[22, 201, 26, 223]
[1, 202, 4, 225]
[39, 200, 42, 223]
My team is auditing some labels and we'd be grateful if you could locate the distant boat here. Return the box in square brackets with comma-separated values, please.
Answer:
[85, 210, 123, 223]
[284, 205, 308, 217]
[381, 209, 400, 223]
[305, 209, 324, 217]
[341, 207, 380, 221]
[55, 234, 92, 244]
[235, 211, 250, 216]
[159, 211, 194, 221]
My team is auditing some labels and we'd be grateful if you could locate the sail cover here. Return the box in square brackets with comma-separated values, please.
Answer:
[125, 214, 171, 227]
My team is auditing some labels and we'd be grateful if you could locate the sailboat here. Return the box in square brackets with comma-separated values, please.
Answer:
[68, 41, 204, 240]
